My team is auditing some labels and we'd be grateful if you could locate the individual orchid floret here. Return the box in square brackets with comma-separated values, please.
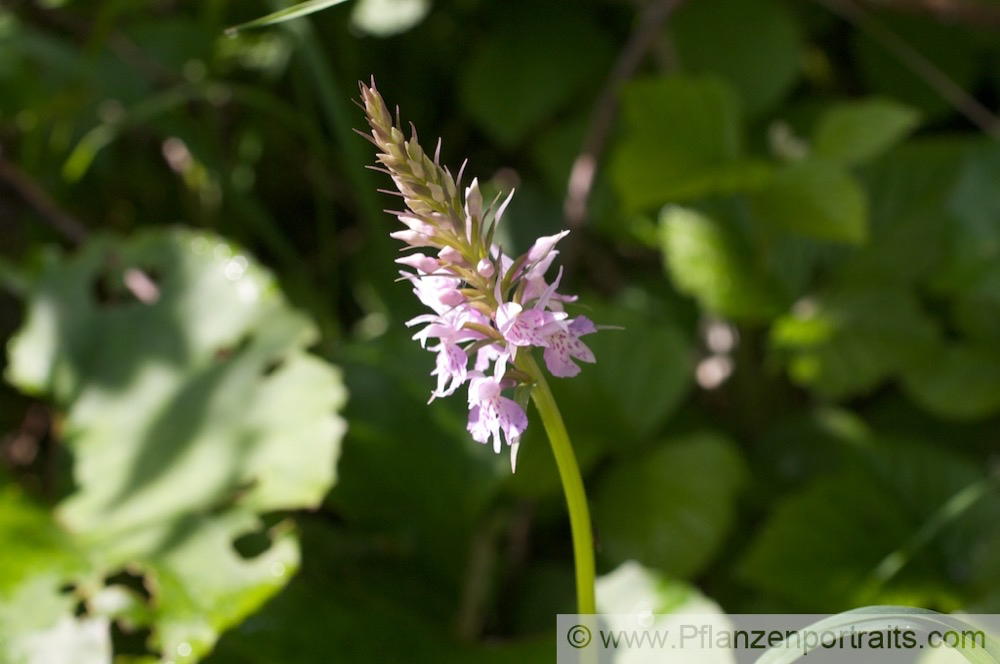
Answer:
[358, 78, 600, 471]
[496, 302, 565, 349]
[466, 355, 529, 470]
[543, 316, 597, 378]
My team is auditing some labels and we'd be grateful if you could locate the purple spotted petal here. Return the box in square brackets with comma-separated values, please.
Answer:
[542, 326, 596, 378]
[568, 315, 597, 336]
[430, 343, 468, 401]
[496, 302, 561, 347]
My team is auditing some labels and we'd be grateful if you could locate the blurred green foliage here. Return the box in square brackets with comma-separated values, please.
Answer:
[2, 0, 1000, 661]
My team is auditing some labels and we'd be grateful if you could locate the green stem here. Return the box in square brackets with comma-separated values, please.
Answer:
[517, 352, 596, 615]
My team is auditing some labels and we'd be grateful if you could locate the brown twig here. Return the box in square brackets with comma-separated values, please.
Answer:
[816, 0, 1000, 140]
[563, 0, 686, 227]
[0, 155, 89, 245]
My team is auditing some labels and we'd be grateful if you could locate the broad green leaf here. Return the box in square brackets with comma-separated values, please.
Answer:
[326, 335, 501, 572]
[740, 438, 1000, 611]
[670, 0, 803, 115]
[4, 228, 346, 662]
[902, 345, 1000, 420]
[813, 99, 920, 166]
[593, 432, 747, 578]
[0, 485, 87, 595]
[588, 302, 692, 443]
[771, 288, 938, 398]
[951, 267, 1000, 345]
[611, 76, 770, 211]
[839, 138, 971, 289]
[751, 408, 869, 499]
[751, 159, 869, 244]
[939, 144, 1000, 291]
[0, 485, 100, 664]
[660, 206, 782, 320]
[935, 144, 1000, 343]
[224, 0, 352, 35]
[459, 2, 613, 148]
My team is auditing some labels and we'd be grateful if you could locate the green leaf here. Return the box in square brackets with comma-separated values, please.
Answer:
[939, 144, 1000, 291]
[771, 288, 938, 398]
[327, 336, 501, 572]
[0, 484, 104, 664]
[4, 228, 347, 662]
[459, 2, 613, 148]
[740, 468, 912, 611]
[660, 205, 782, 320]
[0, 485, 87, 595]
[593, 432, 747, 578]
[839, 138, 971, 288]
[224, 0, 352, 35]
[902, 344, 1000, 420]
[588, 303, 692, 443]
[670, 0, 803, 115]
[813, 98, 920, 166]
[611, 75, 769, 211]
[740, 439, 1000, 612]
[751, 159, 869, 244]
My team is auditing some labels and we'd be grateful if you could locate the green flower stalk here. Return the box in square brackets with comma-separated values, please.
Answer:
[358, 78, 598, 614]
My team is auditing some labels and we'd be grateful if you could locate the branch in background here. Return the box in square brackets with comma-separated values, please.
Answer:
[563, 0, 685, 227]
[0, 156, 162, 303]
[816, 0, 1000, 140]
[855, 0, 1000, 27]
[0, 155, 89, 245]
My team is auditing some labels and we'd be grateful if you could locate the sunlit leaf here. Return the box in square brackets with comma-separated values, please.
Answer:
[660, 206, 783, 320]
[611, 76, 767, 211]
[751, 159, 868, 244]
[813, 99, 920, 166]
[4, 228, 347, 662]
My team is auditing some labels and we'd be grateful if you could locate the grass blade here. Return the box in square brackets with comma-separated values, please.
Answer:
[225, 0, 352, 36]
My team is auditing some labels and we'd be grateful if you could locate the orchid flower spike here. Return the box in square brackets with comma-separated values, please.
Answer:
[358, 78, 598, 471]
